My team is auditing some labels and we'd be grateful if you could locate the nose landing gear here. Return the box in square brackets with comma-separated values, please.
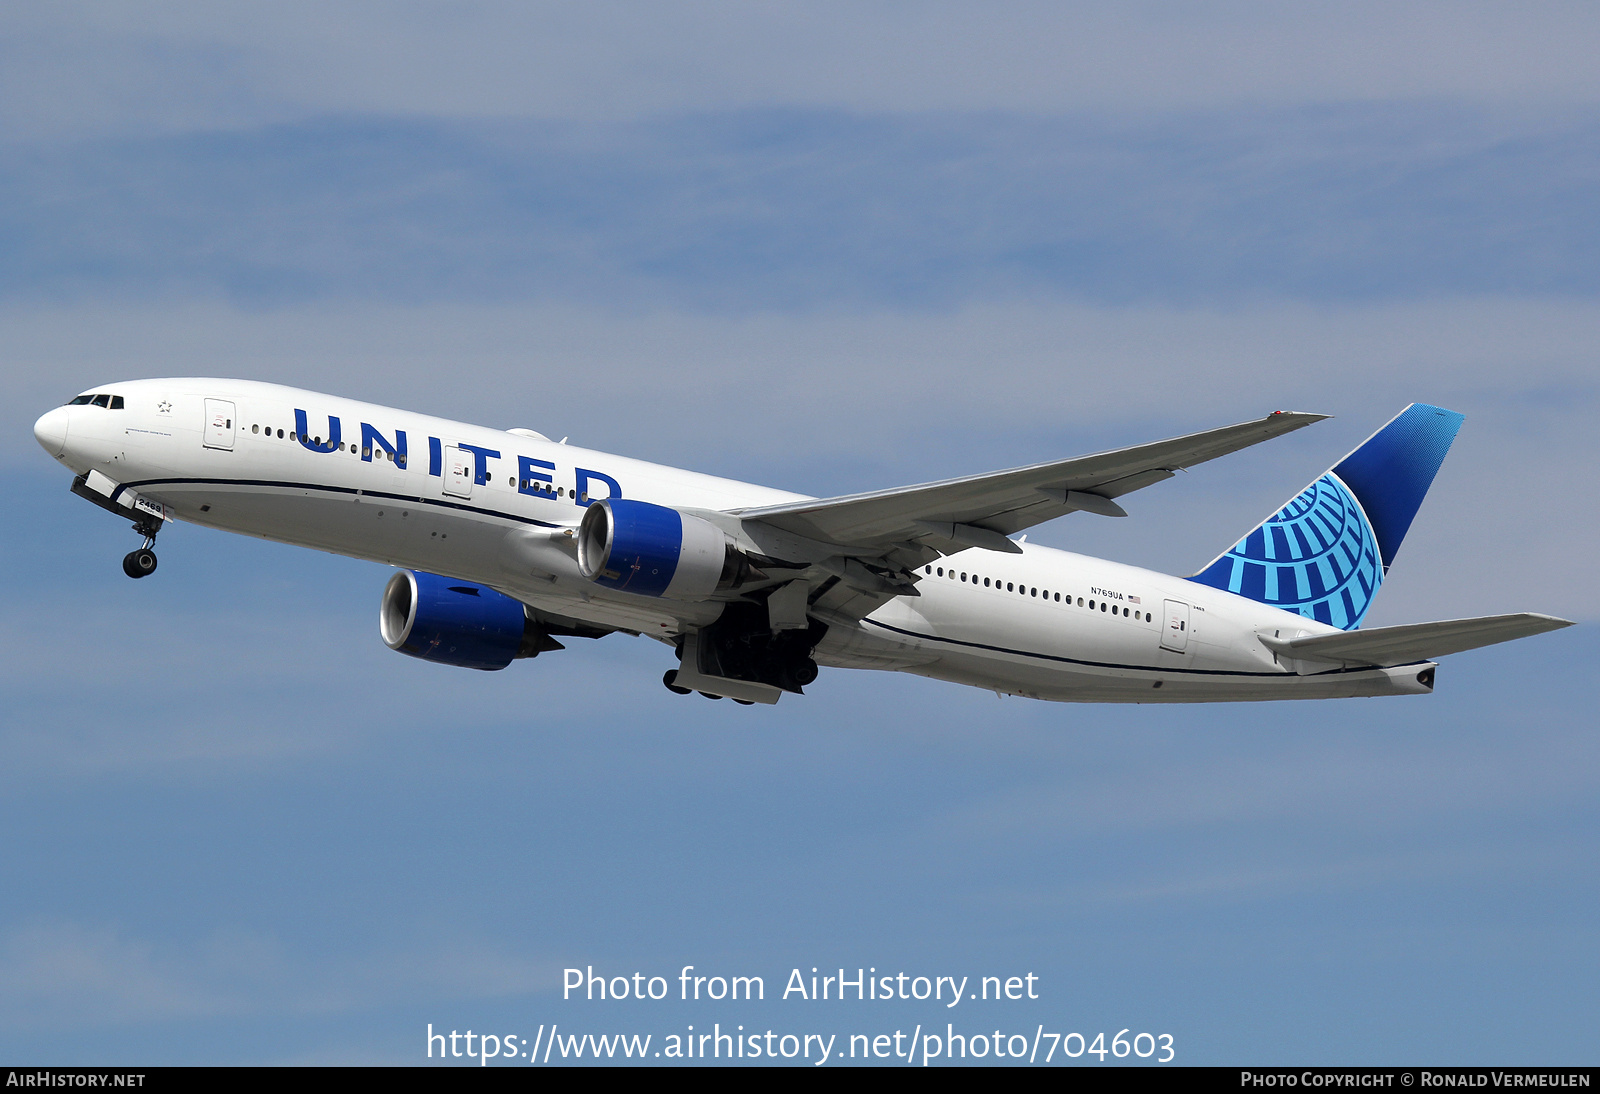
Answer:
[66, 474, 166, 580]
[121, 517, 161, 579]
[122, 547, 158, 579]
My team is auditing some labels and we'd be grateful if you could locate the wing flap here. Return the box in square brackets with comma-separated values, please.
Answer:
[1264, 613, 1574, 667]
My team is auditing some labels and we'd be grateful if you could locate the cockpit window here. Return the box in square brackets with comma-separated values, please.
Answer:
[109, 396, 124, 409]
[65, 393, 125, 408]
[67, 394, 94, 405]
[90, 394, 111, 408]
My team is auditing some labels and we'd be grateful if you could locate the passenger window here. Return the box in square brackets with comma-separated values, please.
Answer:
[252, 424, 260, 434]
[960, 572, 967, 581]
[277, 429, 284, 438]
[1054, 592, 1060, 602]
[984, 577, 990, 587]
[925, 566, 933, 575]
[1030, 588, 1037, 597]
[937, 568, 944, 577]
[1146, 612, 1152, 622]
[1077, 597, 1084, 607]
[1101, 602, 1108, 612]
[1006, 582, 1013, 592]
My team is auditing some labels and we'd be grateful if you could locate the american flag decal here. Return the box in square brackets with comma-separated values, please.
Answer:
[1128, 595, 1141, 604]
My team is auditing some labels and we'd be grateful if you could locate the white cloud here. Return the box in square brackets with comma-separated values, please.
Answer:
[7, 2, 1600, 138]
[0, 922, 563, 1030]
[9, 106, 1592, 309]
[0, 925, 228, 1026]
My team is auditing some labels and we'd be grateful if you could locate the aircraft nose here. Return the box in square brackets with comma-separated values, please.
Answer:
[33, 406, 70, 458]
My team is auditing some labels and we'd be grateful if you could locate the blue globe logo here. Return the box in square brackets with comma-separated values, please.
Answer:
[1196, 472, 1382, 629]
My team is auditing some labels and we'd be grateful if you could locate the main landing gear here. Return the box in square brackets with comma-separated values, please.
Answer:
[121, 517, 161, 579]
[662, 670, 756, 705]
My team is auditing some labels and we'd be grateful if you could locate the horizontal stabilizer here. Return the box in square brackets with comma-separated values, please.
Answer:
[1261, 613, 1574, 667]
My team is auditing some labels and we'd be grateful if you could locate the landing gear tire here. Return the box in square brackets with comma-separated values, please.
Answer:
[122, 548, 157, 579]
[662, 670, 691, 696]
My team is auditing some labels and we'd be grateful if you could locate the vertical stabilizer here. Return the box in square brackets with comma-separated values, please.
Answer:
[1189, 404, 1465, 629]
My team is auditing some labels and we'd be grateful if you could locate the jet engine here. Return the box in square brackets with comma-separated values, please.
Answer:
[578, 499, 733, 600]
[380, 570, 561, 671]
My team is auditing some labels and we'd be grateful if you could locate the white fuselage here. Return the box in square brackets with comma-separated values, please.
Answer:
[36, 379, 1435, 703]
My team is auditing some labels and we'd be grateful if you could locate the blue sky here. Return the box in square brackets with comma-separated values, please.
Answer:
[2, 2, 1597, 1066]
[5, 107, 1599, 307]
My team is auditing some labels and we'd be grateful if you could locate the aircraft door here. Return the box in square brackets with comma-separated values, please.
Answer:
[1161, 598, 1190, 653]
[443, 445, 473, 498]
[203, 399, 236, 451]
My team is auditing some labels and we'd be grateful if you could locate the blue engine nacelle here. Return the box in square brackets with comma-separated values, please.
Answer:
[577, 498, 728, 600]
[380, 570, 557, 670]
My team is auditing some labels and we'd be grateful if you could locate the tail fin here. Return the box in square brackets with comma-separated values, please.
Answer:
[1190, 403, 1465, 629]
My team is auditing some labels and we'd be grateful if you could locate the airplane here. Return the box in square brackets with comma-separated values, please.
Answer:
[32, 379, 1572, 706]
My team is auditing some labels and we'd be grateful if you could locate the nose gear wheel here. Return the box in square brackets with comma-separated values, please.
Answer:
[122, 548, 158, 579]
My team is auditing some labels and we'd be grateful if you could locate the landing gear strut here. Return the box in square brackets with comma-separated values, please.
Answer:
[121, 517, 160, 579]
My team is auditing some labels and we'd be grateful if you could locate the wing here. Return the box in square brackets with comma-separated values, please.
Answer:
[737, 411, 1328, 552]
[1262, 613, 1574, 667]
[728, 411, 1328, 624]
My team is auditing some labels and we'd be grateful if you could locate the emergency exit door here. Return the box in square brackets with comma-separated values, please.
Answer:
[203, 399, 236, 450]
[1161, 599, 1190, 653]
